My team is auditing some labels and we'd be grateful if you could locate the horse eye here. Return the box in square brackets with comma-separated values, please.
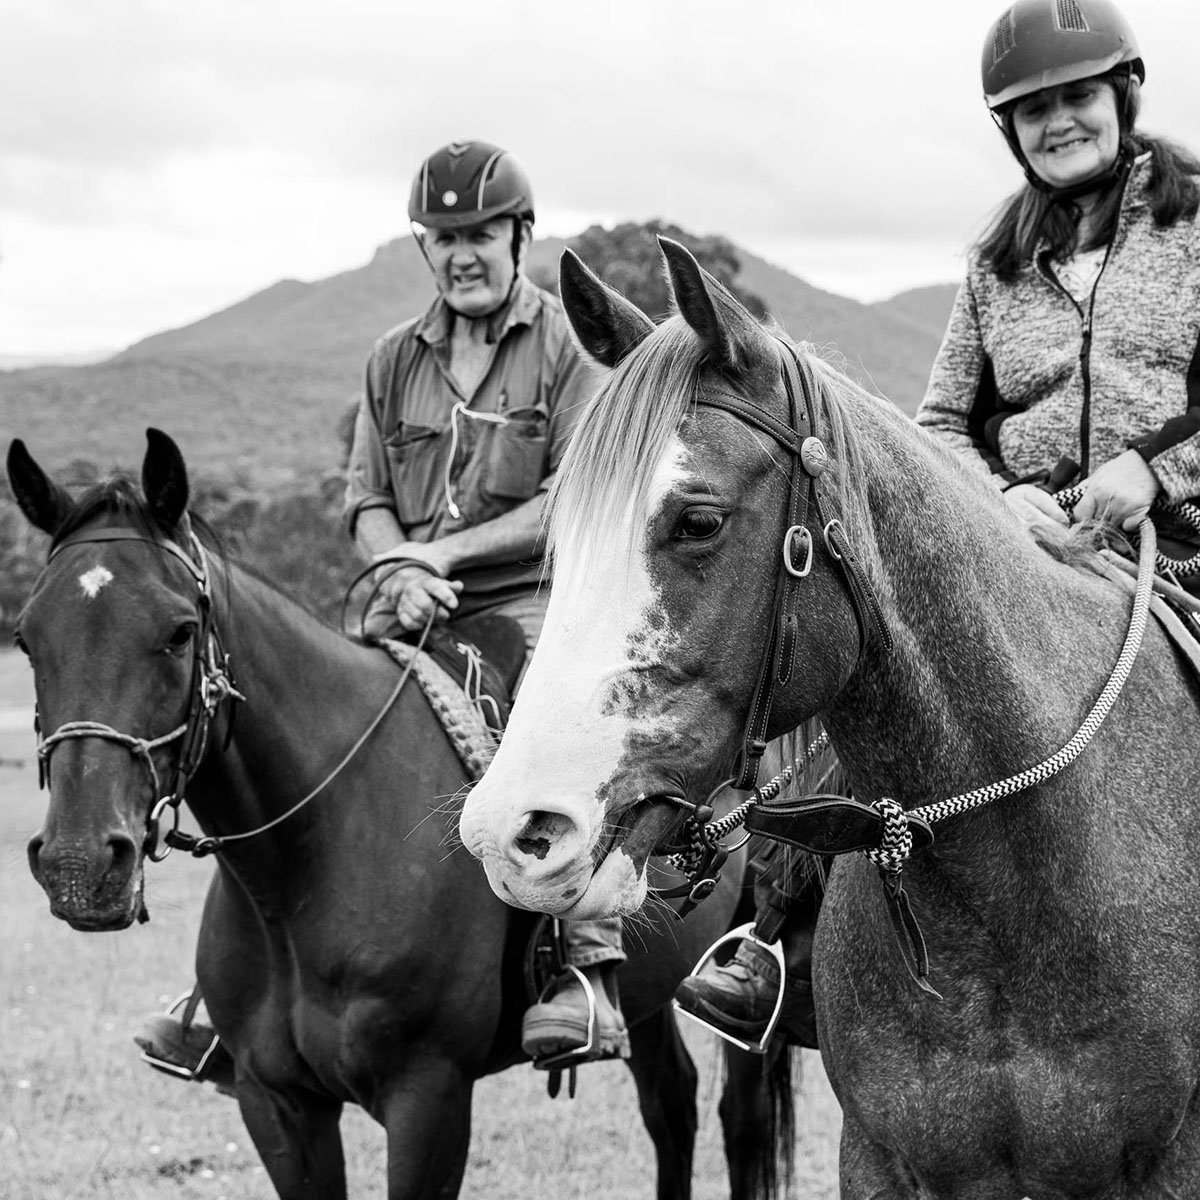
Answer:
[165, 622, 197, 653]
[674, 507, 724, 541]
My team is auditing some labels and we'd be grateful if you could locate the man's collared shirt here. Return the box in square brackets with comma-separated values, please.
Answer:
[345, 276, 596, 603]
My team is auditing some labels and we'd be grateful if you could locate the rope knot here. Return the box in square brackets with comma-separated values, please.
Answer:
[866, 796, 912, 875]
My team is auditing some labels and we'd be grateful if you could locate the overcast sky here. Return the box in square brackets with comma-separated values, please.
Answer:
[3, 0, 1199, 357]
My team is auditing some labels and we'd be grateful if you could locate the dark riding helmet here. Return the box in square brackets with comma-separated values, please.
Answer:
[408, 141, 535, 231]
[981, 0, 1143, 111]
[982, 0, 1143, 198]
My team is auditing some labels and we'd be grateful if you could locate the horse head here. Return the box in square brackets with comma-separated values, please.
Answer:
[8, 429, 213, 930]
[459, 241, 864, 918]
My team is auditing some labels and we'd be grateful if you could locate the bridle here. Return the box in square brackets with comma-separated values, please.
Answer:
[651, 340, 892, 912]
[34, 524, 244, 862]
[694, 339, 892, 791]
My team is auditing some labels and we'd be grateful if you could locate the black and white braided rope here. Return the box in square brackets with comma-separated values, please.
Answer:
[663, 729, 831, 873]
[1055, 486, 1200, 578]
[867, 517, 1157, 874]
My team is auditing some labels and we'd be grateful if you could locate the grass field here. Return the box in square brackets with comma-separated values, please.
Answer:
[0, 648, 842, 1198]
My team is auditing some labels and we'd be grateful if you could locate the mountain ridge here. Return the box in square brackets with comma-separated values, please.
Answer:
[1, 235, 957, 481]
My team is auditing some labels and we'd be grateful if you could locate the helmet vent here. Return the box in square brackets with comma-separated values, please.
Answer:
[992, 9, 1017, 63]
[1054, 0, 1090, 33]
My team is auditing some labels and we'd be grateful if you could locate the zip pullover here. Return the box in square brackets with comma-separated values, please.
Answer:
[917, 154, 1200, 505]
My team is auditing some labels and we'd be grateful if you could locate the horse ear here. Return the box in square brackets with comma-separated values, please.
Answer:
[559, 248, 655, 369]
[658, 236, 764, 370]
[6, 439, 74, 535]
[141, 428, 189, 530]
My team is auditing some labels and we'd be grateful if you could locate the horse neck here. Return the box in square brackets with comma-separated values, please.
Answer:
[821, 398, 1122, 866]
[188, 563, 399, 877]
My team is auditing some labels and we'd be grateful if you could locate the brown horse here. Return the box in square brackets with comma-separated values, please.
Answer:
[460, 242, 1200, 1196]
[7, 428, 797, 1200]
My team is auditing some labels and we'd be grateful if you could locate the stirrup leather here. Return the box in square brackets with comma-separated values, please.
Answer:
[529, 965, 603, 1072]
[138, 989, 224, 1083]
[673, 921, 787, 1054]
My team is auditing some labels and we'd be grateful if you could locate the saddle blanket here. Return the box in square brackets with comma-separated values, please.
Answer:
[379, 638, 499, 781]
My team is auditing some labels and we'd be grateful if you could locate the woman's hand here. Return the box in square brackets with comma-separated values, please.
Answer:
[1004, 483, 1070, 530]
[1072, 450, 1160, 531]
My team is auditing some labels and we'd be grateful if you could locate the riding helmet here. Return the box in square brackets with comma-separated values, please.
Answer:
[981, 0, 1143, 111]
[408, 141, 535, 230]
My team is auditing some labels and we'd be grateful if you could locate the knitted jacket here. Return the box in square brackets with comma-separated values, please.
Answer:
[917, 154, 1200, 505]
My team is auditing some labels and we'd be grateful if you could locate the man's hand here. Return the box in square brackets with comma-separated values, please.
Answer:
[1003, 483, 1070, 530]
[374, 543, 462, 633]
[1072, 450, 1160, 531]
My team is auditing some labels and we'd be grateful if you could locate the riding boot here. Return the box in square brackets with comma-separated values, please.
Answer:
[522, 917, 630, 1064]
[675, 847, 822, 1050]
[133, 985, 238, 1098]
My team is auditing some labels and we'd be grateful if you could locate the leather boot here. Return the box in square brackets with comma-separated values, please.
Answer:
[521, 962, 631, 1063]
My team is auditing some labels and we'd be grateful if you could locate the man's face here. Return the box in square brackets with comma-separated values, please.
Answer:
[422, 217, 529, 317]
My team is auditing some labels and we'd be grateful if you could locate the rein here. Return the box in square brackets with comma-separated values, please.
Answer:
[33, 525, 423, 863]
[666, 511, 1161, 991]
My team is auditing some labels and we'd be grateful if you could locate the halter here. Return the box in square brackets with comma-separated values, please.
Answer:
[694, 339, 892, 791]
[34, 525, 244, 862]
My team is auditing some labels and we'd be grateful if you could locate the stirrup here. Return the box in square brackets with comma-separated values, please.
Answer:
[529, 965, 602, 1072]
[138, 990, 225, 1083]
[673, 921, 786, 1054]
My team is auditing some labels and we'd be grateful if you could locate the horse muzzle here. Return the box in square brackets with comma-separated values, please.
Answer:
[28, 830, 145, 930]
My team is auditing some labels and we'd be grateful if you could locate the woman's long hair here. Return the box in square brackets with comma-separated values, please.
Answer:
[977, 79, 1200, 281]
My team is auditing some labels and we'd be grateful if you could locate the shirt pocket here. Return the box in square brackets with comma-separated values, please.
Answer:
[383, 422, 444, 526]
[482, 405, 549, 501]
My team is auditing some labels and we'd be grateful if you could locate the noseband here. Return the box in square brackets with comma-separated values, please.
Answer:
[34, 525, 243, 862]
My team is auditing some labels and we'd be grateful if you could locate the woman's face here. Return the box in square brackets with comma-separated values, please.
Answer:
[1011, 77, 1120, 190]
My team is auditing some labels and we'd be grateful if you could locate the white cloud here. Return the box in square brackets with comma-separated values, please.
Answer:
[2, 0, 1199, 354]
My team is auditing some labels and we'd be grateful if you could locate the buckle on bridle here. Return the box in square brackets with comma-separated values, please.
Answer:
[783, 525, 813, 578]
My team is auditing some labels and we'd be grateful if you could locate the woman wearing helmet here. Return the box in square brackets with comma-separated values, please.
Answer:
[918, 0, 1200, 559]
[676, 0, 1200, 1056]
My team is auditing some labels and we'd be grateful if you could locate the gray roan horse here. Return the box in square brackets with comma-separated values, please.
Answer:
[7, 429, 798, 1200]
[460, 241, 1200, 1197]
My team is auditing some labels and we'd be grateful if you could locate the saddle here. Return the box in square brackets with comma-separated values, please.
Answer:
[377, 613, 526, 780]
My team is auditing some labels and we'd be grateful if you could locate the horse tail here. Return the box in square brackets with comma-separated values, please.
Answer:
[757, 1043, 798, 1200]
[720, 1042, 799, 1200]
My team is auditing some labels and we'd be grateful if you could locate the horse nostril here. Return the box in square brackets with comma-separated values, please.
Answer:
[108, 833, 139, 879]
[27, 834, 44, 877]
[514, 811, 577, 860]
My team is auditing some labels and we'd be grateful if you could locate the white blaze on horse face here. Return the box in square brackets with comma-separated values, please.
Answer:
[78, 565, 114, 599]
[460, 438, 690, 916]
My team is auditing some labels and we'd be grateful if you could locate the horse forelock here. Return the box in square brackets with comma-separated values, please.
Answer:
[547, 316, 707, 595]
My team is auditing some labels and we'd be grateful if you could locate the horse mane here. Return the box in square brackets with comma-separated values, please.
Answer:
[546, 318, 891, 590]
[548, 316, 1110, 610]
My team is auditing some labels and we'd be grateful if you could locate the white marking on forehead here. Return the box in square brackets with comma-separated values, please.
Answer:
[78, 564, 114, 599]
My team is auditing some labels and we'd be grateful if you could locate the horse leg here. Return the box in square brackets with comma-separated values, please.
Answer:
[236, 1077, 347, 1200]
[839, 1112, 919, 1199]
[625, 1007, 698, 1200]
[380, 1061, 475, 1200]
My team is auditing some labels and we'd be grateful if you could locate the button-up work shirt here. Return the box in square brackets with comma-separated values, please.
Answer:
[345, 277, 596, 605]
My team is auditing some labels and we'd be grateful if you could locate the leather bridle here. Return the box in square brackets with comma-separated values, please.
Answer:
[33, 524, 243, 862]
[693, 339, 892, 791]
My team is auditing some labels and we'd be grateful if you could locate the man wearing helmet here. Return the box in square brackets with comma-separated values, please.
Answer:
[134, 143, 629, 1088]
[344, 141, 629, 1065]
[676, 0, 1200, 1051]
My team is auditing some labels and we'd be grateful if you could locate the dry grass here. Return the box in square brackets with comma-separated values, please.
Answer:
[0, 649, 841, 1198]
